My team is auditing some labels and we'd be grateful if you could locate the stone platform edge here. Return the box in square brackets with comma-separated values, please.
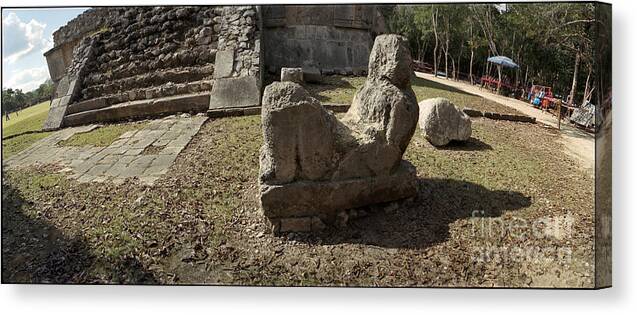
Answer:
[462, 107, 536, 123]
[260, 161, 418, 234]
[63, 92, 210, 127]
[207, 103, 350, 119]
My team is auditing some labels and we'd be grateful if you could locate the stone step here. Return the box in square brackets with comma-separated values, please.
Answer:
[206, 103, 350, 119]
[80, 80, 212, 108]
[63, 92, 210, 127]
[82, 68, 213, 99]
[66, 97, 110, 115]
[207, 106, 261, 118]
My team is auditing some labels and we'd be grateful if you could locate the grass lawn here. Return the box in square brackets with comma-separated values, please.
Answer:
[2, 111, 594, 286]
[2, 101, 51, 137]
[2, 101, 53, 159]
[305, 75, 522, 115]
[2, 133, 54, 160]
[59, 122, 148, 147]
[1, 101, 146, 158]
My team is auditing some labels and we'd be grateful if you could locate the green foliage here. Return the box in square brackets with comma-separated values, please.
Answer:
[2, 101, 53, 159]
[386, 3, 599, 101]
[2, 132, 52, 159]
[2, 79, 54, 114]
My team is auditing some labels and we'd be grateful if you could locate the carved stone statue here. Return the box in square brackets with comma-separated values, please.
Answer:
[259, 34, 419, 233]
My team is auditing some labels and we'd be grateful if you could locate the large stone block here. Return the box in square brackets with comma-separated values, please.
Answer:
[280, 67, 303, 83]
[213, 49, 235, 79]
[302, 66, 322, 83]
[260, 82, 335, 184]
[55, 76, 70, 98]
[42, 103, 69, 131]
[259, 34, 418, 232]
[66, 78, 80, 97]
[367, 34, 413, 89]
[66, 98, 108, 115]
[261, 161, 417, 223]
[208, 76, 261, 109]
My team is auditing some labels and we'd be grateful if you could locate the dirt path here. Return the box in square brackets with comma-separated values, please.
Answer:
[415, 72, 594, 173]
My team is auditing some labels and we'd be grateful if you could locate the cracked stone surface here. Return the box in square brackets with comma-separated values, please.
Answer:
[3, 115, 208, 185]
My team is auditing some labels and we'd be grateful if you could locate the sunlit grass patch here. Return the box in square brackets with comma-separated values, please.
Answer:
[303, 75, 522, 115]
[2, 132, 53, 159]
[59, 122, 148, 147]
[2, 101, 51, 138]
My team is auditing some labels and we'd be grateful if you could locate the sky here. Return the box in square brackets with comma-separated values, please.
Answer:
[2, 8, 88, 92]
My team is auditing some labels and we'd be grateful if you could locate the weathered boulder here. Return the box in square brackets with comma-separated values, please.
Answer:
[259, 34, 419, 233]
[280, 67, 303, 83]
[418, 97, 472, 146]
[260, 82, 336, 184]
[366, 34, 413, 89]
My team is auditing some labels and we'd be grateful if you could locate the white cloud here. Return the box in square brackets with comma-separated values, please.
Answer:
[2, 12, 52, 64]
[4, 66, 49, 92]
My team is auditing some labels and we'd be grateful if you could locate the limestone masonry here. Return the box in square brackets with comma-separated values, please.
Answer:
[259, 35, 418, 233]
[43, 5, 386, 130]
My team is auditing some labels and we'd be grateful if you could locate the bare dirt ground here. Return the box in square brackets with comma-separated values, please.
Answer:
[415, 72, 595, 173]
[2, 113, 594, 287]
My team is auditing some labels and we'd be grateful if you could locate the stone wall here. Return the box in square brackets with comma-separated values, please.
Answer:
[264, 25, 372, 75]
[45, 8, 118, 84]
[75, 6, 223, 107]
[43, 5, 384, 128]
[44, 5, 262, 128]
[43, 35, 98, 130]
[208, 6, 263, 110]
[52, 8, 116, 46]
[215, 6, 261, 78]
[262, 5, 385, 75]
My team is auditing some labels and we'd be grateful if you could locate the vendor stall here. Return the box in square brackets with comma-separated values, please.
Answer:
[527, 85, 558, 110]
[482, 56, 519, 94]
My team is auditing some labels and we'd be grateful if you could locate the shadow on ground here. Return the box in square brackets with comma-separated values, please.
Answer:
[307, 178, 531, 249]
[439, 137, 493, 151]
[305, 77, 357, 103]
[1, 178, 157, 284]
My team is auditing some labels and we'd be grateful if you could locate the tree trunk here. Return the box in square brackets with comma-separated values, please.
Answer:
[486, 59, 491, 77]
[469, 49, 474, 84]
[497, 65, 502, 93]
[444, 39, 449, 79]
[421, 40, 429, 63]
[443, 14, 449, 79]
[469, 21, 474, 84]
[568, 50, 581, 106]
[582, 64, 593, 106]
[456, 42, 463, 81]
[416, 38, 422, 61]
[432, 7, 439, 77]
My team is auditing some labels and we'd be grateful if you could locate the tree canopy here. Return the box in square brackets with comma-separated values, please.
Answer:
[387, 3, 607, 106]
[2, 79, 54, 114]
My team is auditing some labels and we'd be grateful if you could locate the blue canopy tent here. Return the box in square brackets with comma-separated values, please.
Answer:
[487, 56, 519, 92]
[487, 56, 519, 69]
